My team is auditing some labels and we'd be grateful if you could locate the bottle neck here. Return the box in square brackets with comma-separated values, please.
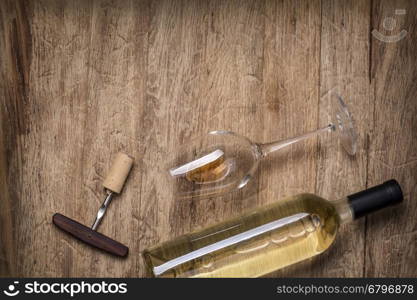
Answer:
[333, 197, 354, 225]
[332, 180, 403, 224]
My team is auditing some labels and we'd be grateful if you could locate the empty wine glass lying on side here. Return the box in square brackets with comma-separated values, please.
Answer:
[167, 93, 357, 199]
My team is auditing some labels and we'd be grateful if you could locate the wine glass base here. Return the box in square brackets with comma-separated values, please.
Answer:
[331, 93, 358, 155]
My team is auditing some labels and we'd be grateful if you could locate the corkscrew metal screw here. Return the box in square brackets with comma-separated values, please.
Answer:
[92, 191, 114, 231]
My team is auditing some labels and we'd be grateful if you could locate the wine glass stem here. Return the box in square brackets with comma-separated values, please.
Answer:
[258, 124, 335, 157]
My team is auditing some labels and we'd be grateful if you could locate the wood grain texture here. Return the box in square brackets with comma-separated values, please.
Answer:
[261, 0, 322, 277]
[0, 0, 416, 277]
[314, 0, 372, 277]
[366, 0, 417, 277]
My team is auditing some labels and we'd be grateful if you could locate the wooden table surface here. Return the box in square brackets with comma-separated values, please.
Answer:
[1, 0, 416, 277]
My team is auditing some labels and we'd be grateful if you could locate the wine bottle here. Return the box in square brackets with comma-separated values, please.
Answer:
[143, 180, 403, 278]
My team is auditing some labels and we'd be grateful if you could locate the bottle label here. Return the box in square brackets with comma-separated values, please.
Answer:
[153, 212, 310, 276]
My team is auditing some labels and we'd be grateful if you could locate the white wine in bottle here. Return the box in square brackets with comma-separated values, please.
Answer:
[143, 180, 403, 278]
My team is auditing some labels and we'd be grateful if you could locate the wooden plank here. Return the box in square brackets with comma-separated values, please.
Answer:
[314, 0, 372, 277]
[0, 0, 12, 277]
[0, 0, 37, 277]
[187, 0, 266, 242]
[68, 0, 149, 277]
[29, 0, 96, 278]
[154, 0, 269, 276]
[366, 0, 417, 277]
[0, 99, 14, 277]
[137, 0, 210, 277]
[261, 0, 322, 277]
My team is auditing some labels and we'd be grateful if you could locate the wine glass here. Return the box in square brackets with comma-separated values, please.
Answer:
[166, 92, 357, 199]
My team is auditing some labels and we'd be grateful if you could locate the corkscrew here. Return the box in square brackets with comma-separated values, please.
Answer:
[53, 152, 134, 257]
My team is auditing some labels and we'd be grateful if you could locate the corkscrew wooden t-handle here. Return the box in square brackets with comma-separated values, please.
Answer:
[52, 213, 129, 257]
[53, 152, 134, 257]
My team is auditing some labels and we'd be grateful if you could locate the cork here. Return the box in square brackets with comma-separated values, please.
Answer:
[103, 152, 134, 193]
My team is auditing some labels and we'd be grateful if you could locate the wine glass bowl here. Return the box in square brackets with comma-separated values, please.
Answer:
[167, 130, 261, 199]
